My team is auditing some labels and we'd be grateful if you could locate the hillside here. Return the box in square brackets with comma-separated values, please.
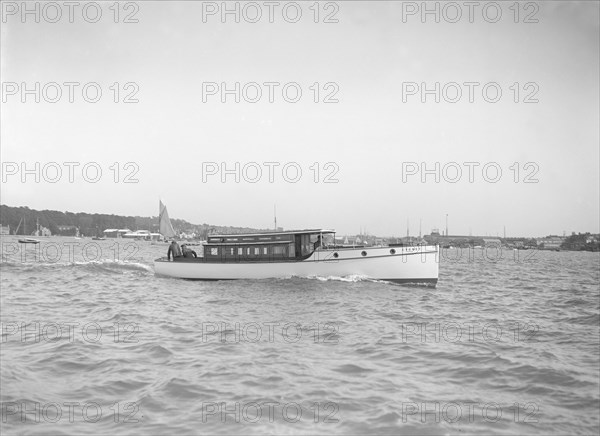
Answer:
[0, 205, 267, 238]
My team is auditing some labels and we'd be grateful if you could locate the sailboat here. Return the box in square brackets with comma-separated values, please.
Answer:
[17, 217, 40, 244]
[159, 200, 176, 241]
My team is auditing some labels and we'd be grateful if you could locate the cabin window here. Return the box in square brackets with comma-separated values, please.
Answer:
[254, 247, 260, 255]
[247, 247, 251, 255]
[263, 247, 268, 255]
[211, 247, 218, 256]
[229, 248, 234, 255]
[301, 234, 312, 255]
[238, 247, 243, 255]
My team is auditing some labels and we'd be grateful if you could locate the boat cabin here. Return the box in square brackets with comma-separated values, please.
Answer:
[202, 229, 335, 262]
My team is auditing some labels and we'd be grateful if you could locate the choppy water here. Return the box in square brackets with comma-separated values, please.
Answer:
[1, 236, 598, 435]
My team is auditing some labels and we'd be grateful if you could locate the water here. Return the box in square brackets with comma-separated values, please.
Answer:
[1, 236, 599, 435]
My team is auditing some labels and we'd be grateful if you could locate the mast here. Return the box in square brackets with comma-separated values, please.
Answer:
[15, 218, 22, 235]
[445, 214, 448, 236]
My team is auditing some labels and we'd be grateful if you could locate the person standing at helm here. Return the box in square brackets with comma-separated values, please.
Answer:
[182, 244, 197, 258]
[314, 234, 322, 250]
[168, 240, 182, 261]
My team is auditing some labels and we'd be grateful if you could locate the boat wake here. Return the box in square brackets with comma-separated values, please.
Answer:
[304, 274, 386, 283]
[0, 259, 154, 274]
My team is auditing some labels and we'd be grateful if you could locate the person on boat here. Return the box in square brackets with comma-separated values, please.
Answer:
[314, 235, 322, 250]
[168, 240, 182, 261]
[182, 244, 197, 258]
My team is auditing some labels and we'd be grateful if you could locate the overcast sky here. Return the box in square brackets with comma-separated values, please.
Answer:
[1, 1, 598, 237]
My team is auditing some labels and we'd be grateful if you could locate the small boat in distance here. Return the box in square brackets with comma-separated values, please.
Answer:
[15, 217, 41, 243]
[18, 238, 40, 244]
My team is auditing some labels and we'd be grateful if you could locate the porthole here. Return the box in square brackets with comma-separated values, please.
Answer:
[333, 252, 339, 258]
[361, 251, 367, 256]
[390, 249, 396, 255]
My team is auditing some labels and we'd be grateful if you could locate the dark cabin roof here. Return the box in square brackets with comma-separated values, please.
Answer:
[209, 229, 335, 238]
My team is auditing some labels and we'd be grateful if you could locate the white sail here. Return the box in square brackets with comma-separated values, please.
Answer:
[159, 200, 176, 238]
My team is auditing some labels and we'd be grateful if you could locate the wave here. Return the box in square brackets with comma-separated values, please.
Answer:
[302, 274, 385, 283]
[0, 259, 154, 274]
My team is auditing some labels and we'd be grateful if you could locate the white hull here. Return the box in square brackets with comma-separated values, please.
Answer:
[154, 245, 439, 285]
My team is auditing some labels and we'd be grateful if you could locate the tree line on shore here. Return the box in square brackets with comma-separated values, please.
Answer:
[0, 205, 265, 239]
[560, 233, 600, 251]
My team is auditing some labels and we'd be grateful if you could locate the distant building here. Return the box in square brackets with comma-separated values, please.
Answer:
[397, 236, 426, 246]
[536, 236, 565, 250]
[122, 230, 151, 239]
[423, 233, 481, 247]
[103, 228, 131, 238]
[150, 233, 163, 241]
[482, 238, 502, 247]
[179, 232, 199, 240]
[35, 226, 52, 237]
[56, 225, 77, 236]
